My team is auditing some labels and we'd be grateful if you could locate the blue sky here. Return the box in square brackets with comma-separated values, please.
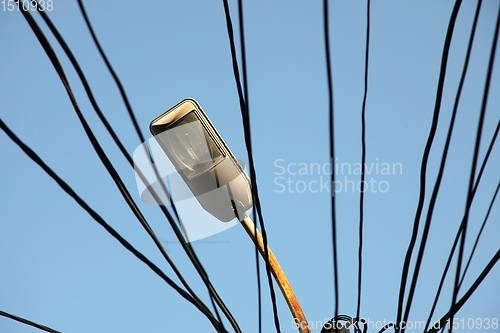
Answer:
[1, 1, 499, 332]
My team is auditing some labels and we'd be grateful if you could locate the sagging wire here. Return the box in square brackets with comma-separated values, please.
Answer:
[0, 309, 61, 333]
[401, 0, 480, 329]
[458, 180, 500, 289]
[323, 0, 340, 321]
[425, 248, 500, 333]
[356, 0, 371, 322]
[424, 120, 499, 331]
[30, 2, 243, 331]
[19, 6, 232, 332]
[322, 233, 499, 333]
[448, 3, 500, 332]
[221, 0, 281, 332]
[0, 118, 221, 329]
[377, 323, 395, 333]
[27, 7, 232, 332]
[220, 1, 263, 331]
[237, 0, 282, 332]
[75, 1, 237, 329]
[395, 2, 463, 332]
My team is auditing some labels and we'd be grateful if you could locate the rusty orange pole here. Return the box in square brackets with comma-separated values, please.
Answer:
[240, 216, 310, 333]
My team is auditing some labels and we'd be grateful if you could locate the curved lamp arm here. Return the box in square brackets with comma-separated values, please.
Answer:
[240, 216, 310, 333]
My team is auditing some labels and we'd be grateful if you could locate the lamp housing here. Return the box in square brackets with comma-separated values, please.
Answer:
[150, 98, 252, 222]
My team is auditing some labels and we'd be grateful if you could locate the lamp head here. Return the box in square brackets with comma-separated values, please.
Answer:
[150, 98, 252, 222]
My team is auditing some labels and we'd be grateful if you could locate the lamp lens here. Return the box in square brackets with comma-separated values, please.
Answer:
[165, 111, 223, 179]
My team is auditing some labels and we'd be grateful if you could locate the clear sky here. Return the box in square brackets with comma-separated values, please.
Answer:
[1, 1, 499, 332]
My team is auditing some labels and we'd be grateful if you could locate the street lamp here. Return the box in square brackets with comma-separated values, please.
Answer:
[150, 98, 310, 333]
[150, 98, 252, 222]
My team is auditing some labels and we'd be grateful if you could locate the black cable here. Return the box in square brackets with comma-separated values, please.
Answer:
[20, 8, 229, 332]
[31, 5, 229, 329]
[221, 1, 282, 332]
[73, 0, 228, 323]
[401, 1, 479, 330]
[31, 4, 240, 331]
[425, 248, 500, 333]
[0, 310, 61, 333]
[218, 0, 264, 331]
[219, 2, 262, 332]
[458, 180, 500, 289]
[424, 119, 499, 331]
[221, 0, 248, 119]
[395, 2, 462, 332]
[377, 323, 395, 333]
[356, 0, 371, 321]
[74, 1, 229, 328]
[353, 317, 368, 333]
[30, 3, 209, 317]
[75, 0, 145, 143]
[323, 0, 340, 321]
[449, 5, 500, 333]
[0, 118, 220, 329]
[236, 1, 282, 332]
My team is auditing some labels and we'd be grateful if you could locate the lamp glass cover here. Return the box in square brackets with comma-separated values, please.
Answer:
[165, 111, 224, 179]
